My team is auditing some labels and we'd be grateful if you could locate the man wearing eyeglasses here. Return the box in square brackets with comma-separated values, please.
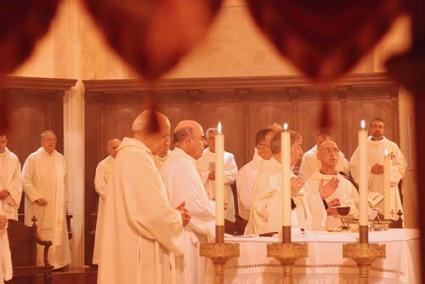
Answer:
[304, 140, 359, 230]
[299, 130, 349, 179]
[161, 120, 215, 284]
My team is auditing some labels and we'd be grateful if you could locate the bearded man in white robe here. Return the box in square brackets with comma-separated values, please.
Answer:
[350, 118, 407, 220]
[304, 140, 359, 230]
[22, 130, 71, 269]
[98, 111, 190, 284]
[92, 138, 120, 265]
[236, 128, 275, 221]
[0, 134, 22, 221]
[245, 130, 312, 235]
[161, 120, 216, 284]
[299, 130, 349, 179]
[198, 128, 238, 222]
[0, 198, 12, 283]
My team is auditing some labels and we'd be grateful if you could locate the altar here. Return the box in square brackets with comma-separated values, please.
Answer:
[205, 229, 420, 284]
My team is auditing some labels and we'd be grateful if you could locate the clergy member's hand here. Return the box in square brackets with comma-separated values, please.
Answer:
[0, 189, 9, 200]
[35, 198, 48, 206]
[319, 178, 339, 199]
[0, 215, 7, 231]
[326, 198, 340, 215]
[208, 171, 215, 180]
[290, 177, 305, 196]
[176, 202, 191, 227]
[371, 164, 384, 175]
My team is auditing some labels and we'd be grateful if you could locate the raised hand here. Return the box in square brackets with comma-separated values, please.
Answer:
[290, 176, 305, 196]
[35, 197, 48, 206]
[319, 178, 339, 199]
[371, 164, 384, 175]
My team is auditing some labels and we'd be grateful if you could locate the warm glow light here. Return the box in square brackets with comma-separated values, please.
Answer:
[283, 122, 288, 131]
[384, 149, 388, 156]
[217, 121, 222, 133]
[360, 120, 366, 129]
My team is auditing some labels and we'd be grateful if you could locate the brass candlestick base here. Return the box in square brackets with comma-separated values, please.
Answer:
[343, 243, 386, 284]
[200, 226, 239, 284]
[266, 227, 308, 284]
[200, 242, 240, 284]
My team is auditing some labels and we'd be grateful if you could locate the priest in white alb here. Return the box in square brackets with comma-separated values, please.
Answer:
[92, 138, 120, 265]
[299, 130, 349, 179]
[97, 111, 190, 284]
[236, 128, 275, 221]
[0, 197, 12, 284]
[350, 118, 407, 220]
[0, 133, 22, 221]
[22, 130, 71, 269]
[304, 140, 359, 230]
[161, 120, 215, 284]
[198, 127, 238, 223]
[244, 130, 312, 235]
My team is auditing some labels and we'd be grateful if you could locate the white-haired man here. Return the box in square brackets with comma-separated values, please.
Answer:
[98, 111, 190, 284]
[161, 120, 215, 284]
[22, 130, 70, 269]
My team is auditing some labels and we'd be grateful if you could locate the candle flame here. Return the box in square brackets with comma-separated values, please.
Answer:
[283, 123, 288, 130]
[384, 149, 388, 156]
[360, 120, 366, 129]
[217, 121, 222, 133]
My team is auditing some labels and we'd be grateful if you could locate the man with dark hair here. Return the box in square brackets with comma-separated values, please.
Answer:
[350, 118, 407, 221]
[236, 128, 276, 220]
[299, 130, 349, 178]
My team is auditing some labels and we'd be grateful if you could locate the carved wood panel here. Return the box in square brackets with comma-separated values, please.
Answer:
[83, 73, 400, 264]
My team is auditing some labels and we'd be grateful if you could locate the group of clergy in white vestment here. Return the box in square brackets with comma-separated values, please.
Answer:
[0, 130, 71, 284]
[87, 110, 408, 284]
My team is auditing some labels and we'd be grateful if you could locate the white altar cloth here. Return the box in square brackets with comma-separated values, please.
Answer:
[206, 229, 420, 283]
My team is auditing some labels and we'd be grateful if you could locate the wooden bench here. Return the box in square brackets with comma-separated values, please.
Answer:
[6, 217, 53, 284]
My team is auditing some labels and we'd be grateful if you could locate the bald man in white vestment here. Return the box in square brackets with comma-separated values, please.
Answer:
[0, 200, 12, 283]
[299, 130, 349, 179]
[92, 138, 120, 265]
[22, 130, 71, 269]
[97, 111, 189, 284]
[236, 128, 275, 221]
[245, 130, 312, 234]
[161, 120, 216, 284]
[350, 119, 407, 220]
[304, 140, 359, 230]
[198, 128, 238, 222]
[0, 134, 22, 221]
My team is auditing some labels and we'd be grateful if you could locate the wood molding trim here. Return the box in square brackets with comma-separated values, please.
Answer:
[2, 76, 77, 93]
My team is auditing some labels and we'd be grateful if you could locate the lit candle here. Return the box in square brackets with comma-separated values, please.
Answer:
[281, 123, 291, 227]
[359, 120, 368, 226]
[383, 149, 391, 219]
[215, 122, 224, 227]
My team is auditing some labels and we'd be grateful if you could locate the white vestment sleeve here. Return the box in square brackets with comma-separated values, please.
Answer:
[4, 159, 22, 208]
[163, 166, 215, 237]
[390, 147, 407, 185]
[236, 168, 252, 217]
[94, 162, 108, 200]
[349, 146, 360, 184]
[22, 157, 42, 203]
[224, 153, 237, 185]
[118, 151, 184, 256]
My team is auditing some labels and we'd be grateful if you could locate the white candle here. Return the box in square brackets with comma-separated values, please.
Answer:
[383, 149, 391, 219]
[281, 123, 291, 226]
[359, 120, 368, 226]
[215, 122, 225, 226]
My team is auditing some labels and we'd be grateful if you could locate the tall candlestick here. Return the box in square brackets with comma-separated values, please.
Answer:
[383, 149, 391, 219]
[359, 120, 368, 227]
[281, 123, 291, 227]
[215, 122, 225, 227]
